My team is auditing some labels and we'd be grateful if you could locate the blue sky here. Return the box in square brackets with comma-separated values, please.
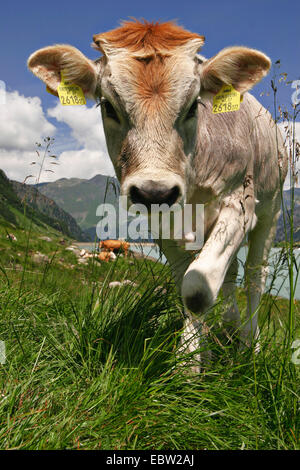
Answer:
[0, 0, 299, 182]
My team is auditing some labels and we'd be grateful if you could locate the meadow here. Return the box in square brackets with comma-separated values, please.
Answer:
[0, 221, 299, 450]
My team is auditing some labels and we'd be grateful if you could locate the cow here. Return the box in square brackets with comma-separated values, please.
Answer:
[98, 250, 116, 262]
[28, 19, 288, 368]
[99, 239, 130, 257]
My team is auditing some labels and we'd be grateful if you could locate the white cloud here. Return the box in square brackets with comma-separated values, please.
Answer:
[43, 148, 114, 181]
[0, 91, 55, 151]
[0, 91, 115, 183]
[46, 102, 115, 181]
[0, 149, 40, 182]
[48, 102, 106, 151]
[0, 91, 56, 182]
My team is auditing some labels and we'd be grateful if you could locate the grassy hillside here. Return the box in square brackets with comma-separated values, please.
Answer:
[0, 217, 299, 449]
[0, 169, 25, 226]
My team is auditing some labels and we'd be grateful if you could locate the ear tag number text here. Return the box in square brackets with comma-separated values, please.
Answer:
[56, 71, 86, 106]
[213, 84, 241, 114]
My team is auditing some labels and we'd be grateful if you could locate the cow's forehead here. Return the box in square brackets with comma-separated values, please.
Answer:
[101, 50, 199, 121]
[94, 20, 204, 121]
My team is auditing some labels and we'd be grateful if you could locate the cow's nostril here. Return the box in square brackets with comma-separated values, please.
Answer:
[130, 185, 142, 204]
[129, 182, 180, 208]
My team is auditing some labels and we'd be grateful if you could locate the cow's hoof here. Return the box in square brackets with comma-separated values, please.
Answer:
[181, 269, 214, 314]
[239, 338, 261, 354]
[239, 326, 261, 353]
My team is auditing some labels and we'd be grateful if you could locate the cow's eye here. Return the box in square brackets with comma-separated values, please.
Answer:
[102, 98, 120, 124]
[185, 99, 198, 121]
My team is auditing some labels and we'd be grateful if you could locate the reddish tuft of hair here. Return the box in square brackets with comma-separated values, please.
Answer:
[93, 19, 204, 54]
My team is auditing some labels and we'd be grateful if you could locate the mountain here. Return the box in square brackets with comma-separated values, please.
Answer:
[37, 173, 300, 244]
[0, 169, 24, 226]
[12, 180, 86, 241]
[281, 187, 300, 206]
[0, 169, 86, 241]
[38, 174, 121, 240]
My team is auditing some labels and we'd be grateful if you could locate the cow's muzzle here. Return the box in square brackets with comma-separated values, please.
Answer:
[129, 180, 181, 209]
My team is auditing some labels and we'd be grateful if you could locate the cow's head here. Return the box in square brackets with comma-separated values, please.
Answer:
[28, 20, 270, 208]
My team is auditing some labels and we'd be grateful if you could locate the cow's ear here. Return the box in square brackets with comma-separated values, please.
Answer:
[199, 46, 271, 96]
[27, 45, 100, 98]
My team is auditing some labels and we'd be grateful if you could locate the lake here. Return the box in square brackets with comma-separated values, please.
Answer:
[77, 242, 300, 300]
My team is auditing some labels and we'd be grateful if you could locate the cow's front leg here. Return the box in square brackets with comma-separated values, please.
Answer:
[182, 183, 256, 317]
[222, 255, 241, 340]
[157, 239, 202, 370]
[157, 238, 193, 293]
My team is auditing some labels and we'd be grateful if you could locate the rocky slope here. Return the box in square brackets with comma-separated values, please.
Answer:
[12, 179, 86, 241]
[0, 169, 86, 241]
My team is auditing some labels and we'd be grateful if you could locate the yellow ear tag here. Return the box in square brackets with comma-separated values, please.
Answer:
[212, 84, 241, 114]
[56, 71, 86, 105]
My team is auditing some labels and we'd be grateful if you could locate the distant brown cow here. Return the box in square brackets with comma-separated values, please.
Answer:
[99, 240, 130, 257]
[98, 251, 113, 262]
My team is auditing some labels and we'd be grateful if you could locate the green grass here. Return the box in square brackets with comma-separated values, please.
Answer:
[0, 223, 299, 450]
